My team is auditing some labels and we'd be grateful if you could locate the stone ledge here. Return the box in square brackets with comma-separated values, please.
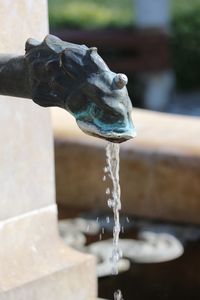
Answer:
[51, 108, 200, 225]
[0, 204, 96, 299]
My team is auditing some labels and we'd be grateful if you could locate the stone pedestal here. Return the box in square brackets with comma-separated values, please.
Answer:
[0, 1, 96, 299]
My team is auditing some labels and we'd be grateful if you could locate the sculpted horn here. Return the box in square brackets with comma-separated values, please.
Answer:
[114, 73, 128, 89]
[88, 47, 98, 54]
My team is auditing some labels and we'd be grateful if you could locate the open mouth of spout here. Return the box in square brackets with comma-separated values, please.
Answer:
[73, 101, 136, 143]
[76, 119, 136, 143]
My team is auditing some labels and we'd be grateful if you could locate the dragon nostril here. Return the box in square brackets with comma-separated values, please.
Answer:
[114, 73, 128, 89]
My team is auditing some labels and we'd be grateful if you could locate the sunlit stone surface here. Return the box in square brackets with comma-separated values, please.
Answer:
[0, 1, 96, 299]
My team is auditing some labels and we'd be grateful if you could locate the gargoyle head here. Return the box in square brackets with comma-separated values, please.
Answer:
[25, 35, 136, 143]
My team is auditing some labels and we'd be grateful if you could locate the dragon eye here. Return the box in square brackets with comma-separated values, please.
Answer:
[114, 73, 128, 89]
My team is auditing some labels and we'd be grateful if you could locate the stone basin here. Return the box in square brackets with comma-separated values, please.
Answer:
[52, 107, 200, 225]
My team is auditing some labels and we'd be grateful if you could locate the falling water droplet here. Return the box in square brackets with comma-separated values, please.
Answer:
[126, 217, 130, 223]
[114, 290, 124, 300]
[102, 227, 105, 234]
[107, 199, 114, 208]
[102, 175, 106, 181]
[104, 167, 109, 173]
[106, 187, 110, 194]
[106, 216, 110, 223]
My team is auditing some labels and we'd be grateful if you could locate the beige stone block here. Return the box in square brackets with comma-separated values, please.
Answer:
[0, 102, 55, 220]
[0, 205, 96, 299]
[0, 0, 54, 220]
[0, 0, 49, 53]
[52, 108, 200, 224]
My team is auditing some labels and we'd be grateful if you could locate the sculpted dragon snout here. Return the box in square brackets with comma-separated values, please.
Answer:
[0, 34, 136, 143]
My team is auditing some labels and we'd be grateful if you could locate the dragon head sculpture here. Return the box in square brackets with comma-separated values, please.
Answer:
[25, 35, 136, 143]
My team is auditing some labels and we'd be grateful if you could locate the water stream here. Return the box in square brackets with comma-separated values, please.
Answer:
[105, 142, 122, 274]
[104, 142, 124, 300]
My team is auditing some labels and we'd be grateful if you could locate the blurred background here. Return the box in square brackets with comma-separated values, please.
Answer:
[49, 0, 200, 115]
[48, 1, 200, 299]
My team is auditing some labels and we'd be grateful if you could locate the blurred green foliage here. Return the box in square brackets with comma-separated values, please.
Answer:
[172, 0, 200, 16]
[172, 1, 200, 90]
[48, 0, 200, 29]
[48, 0, 133, 29]
[49, 0, 200, 90]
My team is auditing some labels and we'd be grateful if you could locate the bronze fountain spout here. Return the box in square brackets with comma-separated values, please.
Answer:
[0, 34, 136, 143]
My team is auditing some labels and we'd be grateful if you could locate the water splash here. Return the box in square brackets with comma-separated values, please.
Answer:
[107, 198, 115, 208]
[114, 290, 124, 300]
[105, 142, 122, 275]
